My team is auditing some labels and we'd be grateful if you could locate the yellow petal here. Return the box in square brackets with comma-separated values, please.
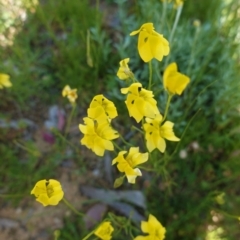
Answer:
[149, 33, 170, 61]
[130, 29, 141, 36]
[126, 168, 142, 184]
[0, 73, 12, 88]
[138, 31, 153, 62]
[161, 121, 180, 141]
[62, 85, 70, 97]
[94, 222, 114, 240]
[131, 152, 148, 166]
[121, 87, 129, 94]
[36, 194, 49, 206]
[130, 23, 154, 36]
[134, 236, 152, 240]
[164, 62, 178, 80]
[112, 151, 127, 165]
[163, 62, 190, 95]
[125, 96, 143, 123]
[157, 137, 166, 153]
[49, 192, 64, 205]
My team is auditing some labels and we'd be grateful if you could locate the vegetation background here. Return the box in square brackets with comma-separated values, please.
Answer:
[0, 0, 240, 239]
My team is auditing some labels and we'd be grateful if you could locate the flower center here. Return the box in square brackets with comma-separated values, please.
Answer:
[46, 185, 54, 198]
[126, 157, 134, 167]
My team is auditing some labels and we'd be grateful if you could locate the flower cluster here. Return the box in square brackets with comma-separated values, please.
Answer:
[112, 147, 148, 184]
[121, 83, 159, 123]
[143, 114, 180, 153]
[78, 22, 190, 186]
[79, 95, 119, 156]
[30, 19, 192, 240]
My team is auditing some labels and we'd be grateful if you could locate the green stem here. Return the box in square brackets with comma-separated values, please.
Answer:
[82, 229, 95, 240]
[154, 88, 164, 96]
[62, 197, 84, 217]
[65, 103, 76, 136]
[138, 166, 155, 172]
[169, 4, 183, 44]
[52, 129, 79, 152]
[213, 208, 240, 220]
[162, 94, 173, 122]
[161, 0, 167, 29]
[148, 60, 153, 90]
[131, 125, 144, 134]
[119, 134, 133, 147]
[169, 108, 201, 159]
[96, 0, 99, 23]
[130, 75, 139, 83]
[113, 141, 122, 151]
[181, 80, 217, 121]
[164, 4, 183, 68]
[13, 140, 38, 156]
[54, 230, 61, 240]
[186, 26, 200, 75]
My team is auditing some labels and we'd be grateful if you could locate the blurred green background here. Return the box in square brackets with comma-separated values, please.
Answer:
[0, 0, 240, 239]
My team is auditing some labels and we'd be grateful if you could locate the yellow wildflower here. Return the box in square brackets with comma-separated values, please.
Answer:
[163, 62, 190, 95]
[87, 94, 118, 122]
[161, 0, 183, 8]
[121, 83, 159, 123]
[116, 58, 134, 80]
[0, 73, 12, 89]
[174, 0, 183, 8]
[112, 147, 148, 184]
[62, 85, 78, 103]
[30, 179, 64, 207]
[143, 114, 180, 153]
[215, 192, 225, 205]
[134, 214, 166, 240]
[130, 23, 170, 62]
[79, 117, 119, 156]
[94, 222, 114, 240]
[193, 19, 201, 28]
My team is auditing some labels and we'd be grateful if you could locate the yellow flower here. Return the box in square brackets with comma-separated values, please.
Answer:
[62, 85, 78, 103]
[87, 95, 118, 122]
[193, 19, 201, 28]
[112, 147, 148, 184]
[143, 114, 180, 153]
[215, 192, 225, 205]
[94, 222, 114, 240]
[79, 117, 119, 156]
[0, 73, 12, 89]
[163, 62, 190, 95]
[30, 179, 64, 207]
[130, 23, 170, 62]
[116, 58, 134, 80]
[121, 83, 159, 123]
[161, 0, 183, 8]
[134, 214, 166, 240]
[174, 0, 183, 8]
